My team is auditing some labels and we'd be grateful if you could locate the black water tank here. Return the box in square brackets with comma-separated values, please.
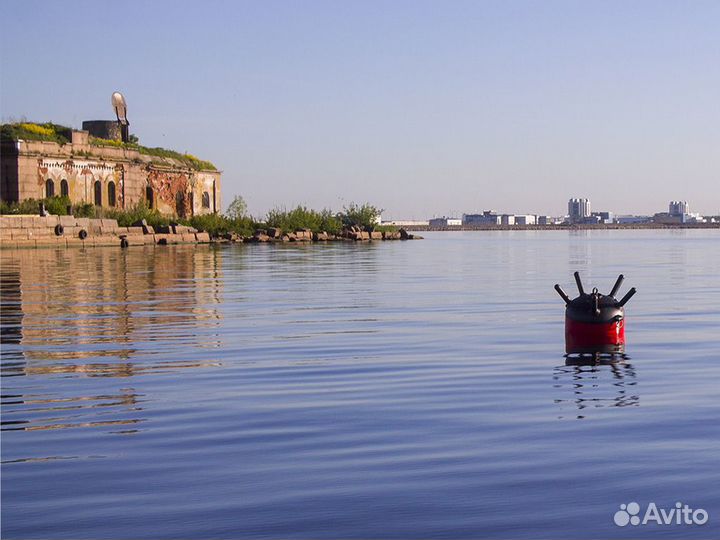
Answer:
[82, 120, 121, 141]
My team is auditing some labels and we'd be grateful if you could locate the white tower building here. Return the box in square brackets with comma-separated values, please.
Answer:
[669, 201, 689, 216]
[568, 198, 591, 223]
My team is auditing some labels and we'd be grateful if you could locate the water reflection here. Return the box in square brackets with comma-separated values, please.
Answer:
[1, 246, 223, 371]
[0, 246, 224, 436]
[553, 358, 639, 419]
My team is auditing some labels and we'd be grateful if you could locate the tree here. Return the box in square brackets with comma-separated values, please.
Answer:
[226, 195, 248, 219]
[341, 203, 383, 229]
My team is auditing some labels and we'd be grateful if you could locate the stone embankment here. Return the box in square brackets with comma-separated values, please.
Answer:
[0, 215, 210, 249]
[0, 217, 421, 249]
[227, 225, 422, 243]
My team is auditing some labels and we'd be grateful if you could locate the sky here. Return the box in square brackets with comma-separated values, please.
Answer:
[1, 0, 718, 218]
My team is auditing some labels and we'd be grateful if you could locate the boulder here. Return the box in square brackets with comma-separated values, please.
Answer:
[313, 231, 330, 241]
[267, 227, 282, 238]
[252, 233, 271, 243]
[399, 228, 410, 240]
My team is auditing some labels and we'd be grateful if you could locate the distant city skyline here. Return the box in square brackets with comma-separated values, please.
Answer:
[393, 198, 714, 225]
[2, 1, 719, 217]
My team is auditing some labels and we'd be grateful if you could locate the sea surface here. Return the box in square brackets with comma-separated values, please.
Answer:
[1, 230, 719, 539]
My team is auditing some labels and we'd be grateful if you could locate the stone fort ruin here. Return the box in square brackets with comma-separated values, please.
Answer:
[1, 96, 221, 218]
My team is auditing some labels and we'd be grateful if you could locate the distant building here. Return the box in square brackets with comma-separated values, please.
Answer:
[537, 215, 562, 225]
[654, 211, 704, 224]
[381, 220, 429, 227]
[592, 211, 614, 224]
[657, 201, 704, 224]
[616, 215, 651, 224]
[669, 201, 689, 216]
[653, 213, 683, 224]
[568, 198, 591, 224]
[463, 211, 501, 226]
[514, 214, 537, 225]
[428, 217, 462, 227]
[501, 214, 515, 226]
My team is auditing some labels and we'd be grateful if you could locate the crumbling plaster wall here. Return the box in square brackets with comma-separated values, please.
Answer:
[3, 139, 220, 217]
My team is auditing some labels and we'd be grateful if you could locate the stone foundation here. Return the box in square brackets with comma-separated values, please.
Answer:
[0, 215, 211, 249]
[0, 217, 420, 250]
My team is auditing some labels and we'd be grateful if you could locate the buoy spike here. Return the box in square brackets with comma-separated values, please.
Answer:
[609, 274, 624, 298]
[573, 271, 585, 295]
[554, 284, 571, 304]
[618, 287, 637, 307]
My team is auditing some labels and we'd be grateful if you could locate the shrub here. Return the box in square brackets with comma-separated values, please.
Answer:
[0, 122, 71, 144]
[341, 203, 382, 229]
[101, 201, 169, 228]
[73, 203, 96, 218]
[226, 195, 248, 220]
[266, 205, 326, 233]
[18, 123, 55, 137]
[183, 213, 256, 238]
[319, 209, 342, 234]
[43, 195, 71, 216]
[0, 196, 74, 216]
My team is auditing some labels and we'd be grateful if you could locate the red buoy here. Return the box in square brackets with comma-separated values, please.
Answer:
[555, 272, 636, 356]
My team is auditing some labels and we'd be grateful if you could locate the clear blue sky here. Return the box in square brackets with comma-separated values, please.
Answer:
[2, 1, 718, 217]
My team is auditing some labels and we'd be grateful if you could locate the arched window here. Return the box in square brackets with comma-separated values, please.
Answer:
[45, 179, 55, 198]
[146, 186, 154, 208]
[201, 191, 210, 208]
[175, 191, 186, 218]
[108, 181, 116, 207]
[94, 181, 102, 206]
[60, 179, 69, 197]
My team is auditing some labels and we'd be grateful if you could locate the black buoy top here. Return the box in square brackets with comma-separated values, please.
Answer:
[554, 272, 636, 323]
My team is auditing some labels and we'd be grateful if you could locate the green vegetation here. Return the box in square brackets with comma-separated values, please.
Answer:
[0, 196, 72, 216]
[1, 190, 386, 240]
[88, 136, 217, 171]
[186, 212, 256, 238]
[262, 202, 383, 235]
[100, 201, 170, 229]
[226, 195, 248, 220]
[0, 122, 216, 171]
[0, 122, 71, 145]
[265, 206, 343, 235]
[341, 202, 383, 229]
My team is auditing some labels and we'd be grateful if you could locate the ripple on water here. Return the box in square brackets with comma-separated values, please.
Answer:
[2, 234, 720, 539]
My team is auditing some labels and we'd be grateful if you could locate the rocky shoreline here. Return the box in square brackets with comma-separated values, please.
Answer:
[0, 215, 422, 250]
[228, 225, 422, 243]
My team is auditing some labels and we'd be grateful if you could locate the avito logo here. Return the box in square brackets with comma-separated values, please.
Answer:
[614, 501, 709, 527]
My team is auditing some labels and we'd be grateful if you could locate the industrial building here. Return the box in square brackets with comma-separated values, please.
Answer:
[428, 217, 462, 227]
[568, 198, 591, 223]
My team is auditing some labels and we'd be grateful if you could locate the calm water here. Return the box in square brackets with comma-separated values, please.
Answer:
[1, 230, 719, 539]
